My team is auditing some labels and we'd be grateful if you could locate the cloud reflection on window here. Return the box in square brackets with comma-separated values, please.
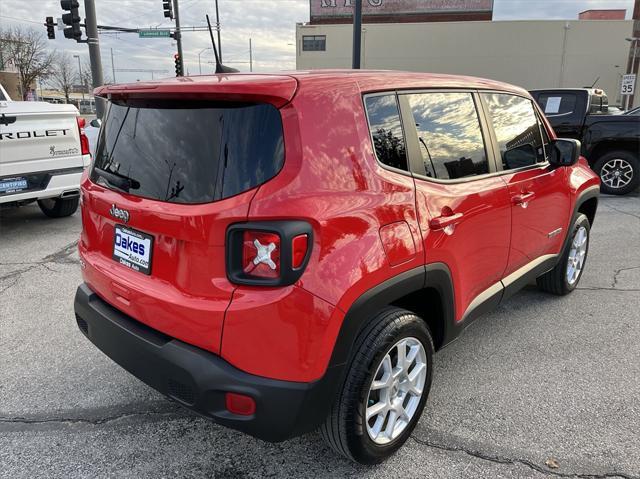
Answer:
[365, 95, 408, 171]
[483, 93, 544, 170]
[406, 92, 488, 180]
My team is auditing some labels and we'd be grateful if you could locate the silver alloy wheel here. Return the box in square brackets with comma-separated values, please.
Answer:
[600, 158, 634, 189]
[566, 225, 588, 285]
[365, 337, 427, 445]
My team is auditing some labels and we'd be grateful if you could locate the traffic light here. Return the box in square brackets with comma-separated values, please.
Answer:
[163, 0, 173, 19]
[45, 17, 55, 40]
[174, 53, 183, 76]
[60, 0, 82, 42]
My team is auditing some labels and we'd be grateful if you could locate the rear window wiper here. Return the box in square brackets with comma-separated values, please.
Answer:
[93, 167, 141, 192]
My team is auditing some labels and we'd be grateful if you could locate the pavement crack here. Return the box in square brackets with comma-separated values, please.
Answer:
[576, 287, 640, 292]
[0, 240, 79, 268]
[611, 265, 640, 289]
[41, 240, 80, 265]
[602, 203, 640, 220]
[410, 435, 639, 479]
[0, 265, 38, 294]
[0, 240, 79, 293]
[0, 409, 188, 427]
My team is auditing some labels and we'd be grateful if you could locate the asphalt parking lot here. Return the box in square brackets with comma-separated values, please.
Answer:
[1, 193, 639, 479]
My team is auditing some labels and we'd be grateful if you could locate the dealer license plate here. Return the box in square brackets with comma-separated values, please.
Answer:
[112, 225, 153, 275]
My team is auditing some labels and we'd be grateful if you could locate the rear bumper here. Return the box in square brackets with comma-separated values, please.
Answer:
[0, 167, 84, 204]
[74, 283, 342, 442]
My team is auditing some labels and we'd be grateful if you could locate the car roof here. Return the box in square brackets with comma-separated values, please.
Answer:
[95, 70, 530, 104]
[530, 88, 606, 95]
[285, 69, 529, 95]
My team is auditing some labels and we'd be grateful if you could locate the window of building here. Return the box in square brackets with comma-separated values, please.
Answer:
[482, 93, 545, 170]
[364, 94, 408, 171]
[302, 35, 326, 51]
[405, 92, 488, 180]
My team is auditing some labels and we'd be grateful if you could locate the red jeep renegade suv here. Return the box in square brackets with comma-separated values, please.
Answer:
[74, 70, 599, 464]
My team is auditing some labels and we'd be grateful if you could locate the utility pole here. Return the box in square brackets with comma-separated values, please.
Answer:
[73, 54, 85, 100]
[215, 0, 222, 62]
[198, 47, 211, 74]
[84, 0, 105, 118]
[625, 38, 639, 110]
[559, 22, 570, 88]
[110, 48, 116, 83]
[173, 0, 184, 75]
[249, 38, 252, 72]
[352, 0, 362, 69]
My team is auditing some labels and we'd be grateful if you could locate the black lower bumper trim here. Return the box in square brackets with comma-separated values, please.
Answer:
[73, 283, 342, 442]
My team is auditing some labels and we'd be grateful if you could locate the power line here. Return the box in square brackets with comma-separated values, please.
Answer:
[0, 15, 47, 25]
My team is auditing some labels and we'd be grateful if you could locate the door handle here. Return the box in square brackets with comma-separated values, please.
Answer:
[512, 192, 535, 207]
[429, 212, 464, 231]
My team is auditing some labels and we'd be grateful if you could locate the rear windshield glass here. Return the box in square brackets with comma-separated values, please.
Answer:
[91, 100, 284, 204]
[536, 93, 577, 116]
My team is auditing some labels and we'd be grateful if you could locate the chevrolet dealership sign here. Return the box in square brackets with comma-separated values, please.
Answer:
[311, 0, 494, 20]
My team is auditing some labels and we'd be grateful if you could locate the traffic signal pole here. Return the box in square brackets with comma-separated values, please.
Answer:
[352, 0, 362, 69]
[173, 0, 184, 75]
[84, 0, 105, 118]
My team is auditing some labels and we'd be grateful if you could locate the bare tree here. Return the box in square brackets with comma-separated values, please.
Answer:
[0, 26, 56, 100]
[50, 52, 76, 103]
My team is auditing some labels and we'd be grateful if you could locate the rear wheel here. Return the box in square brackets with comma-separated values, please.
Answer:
[594, 150, 639, 195]
[537, 213, 590, 295]
[320, 307, 434, 464]
[37, 197, 79, 218]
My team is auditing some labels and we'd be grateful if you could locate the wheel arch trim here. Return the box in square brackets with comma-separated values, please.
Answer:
[328, 263, 456, 370]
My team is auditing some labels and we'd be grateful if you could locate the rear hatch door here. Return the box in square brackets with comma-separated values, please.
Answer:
[80, 75, 296, 353]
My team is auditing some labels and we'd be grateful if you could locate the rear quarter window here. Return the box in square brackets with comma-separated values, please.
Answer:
[92, 100, 284, 204]
[364, 94, 409, 171]
[535, 93, 577, 116]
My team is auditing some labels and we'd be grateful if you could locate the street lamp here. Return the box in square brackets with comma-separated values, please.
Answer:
[73, 54, 85, 100]
[198, 48, 212, 75]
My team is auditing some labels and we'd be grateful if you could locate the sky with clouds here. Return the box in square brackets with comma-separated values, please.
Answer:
[0, 0, 635, 83]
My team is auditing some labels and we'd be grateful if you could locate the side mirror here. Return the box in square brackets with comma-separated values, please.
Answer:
[503, 144, 537, 170]
[90, 119, 101, 128]
[550, 138, 581, 166]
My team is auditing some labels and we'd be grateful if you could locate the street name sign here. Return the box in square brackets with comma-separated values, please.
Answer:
[139, 30, 171, 38]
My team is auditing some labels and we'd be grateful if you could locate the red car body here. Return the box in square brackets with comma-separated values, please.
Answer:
[75, 70, 599, 444]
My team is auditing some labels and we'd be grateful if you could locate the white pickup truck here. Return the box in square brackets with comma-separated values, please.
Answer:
[0, 83, 91, 217]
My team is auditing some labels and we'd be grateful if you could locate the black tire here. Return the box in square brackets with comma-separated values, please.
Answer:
[537, 213, 590, 295]
[593, 150, 639, 196]
[37, 197, 79, 218]
[320, 307, 434, 464]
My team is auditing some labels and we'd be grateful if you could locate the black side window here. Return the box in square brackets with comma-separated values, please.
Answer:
[365, 94, 408, 171]
[483, 93, 545, 171]
[406, 92, 488, 180]
[536, 93, 577, 116]
[302, 35, 326, 51]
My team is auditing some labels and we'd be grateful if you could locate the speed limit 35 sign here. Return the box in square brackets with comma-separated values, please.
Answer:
[621, 74, 636, 95]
